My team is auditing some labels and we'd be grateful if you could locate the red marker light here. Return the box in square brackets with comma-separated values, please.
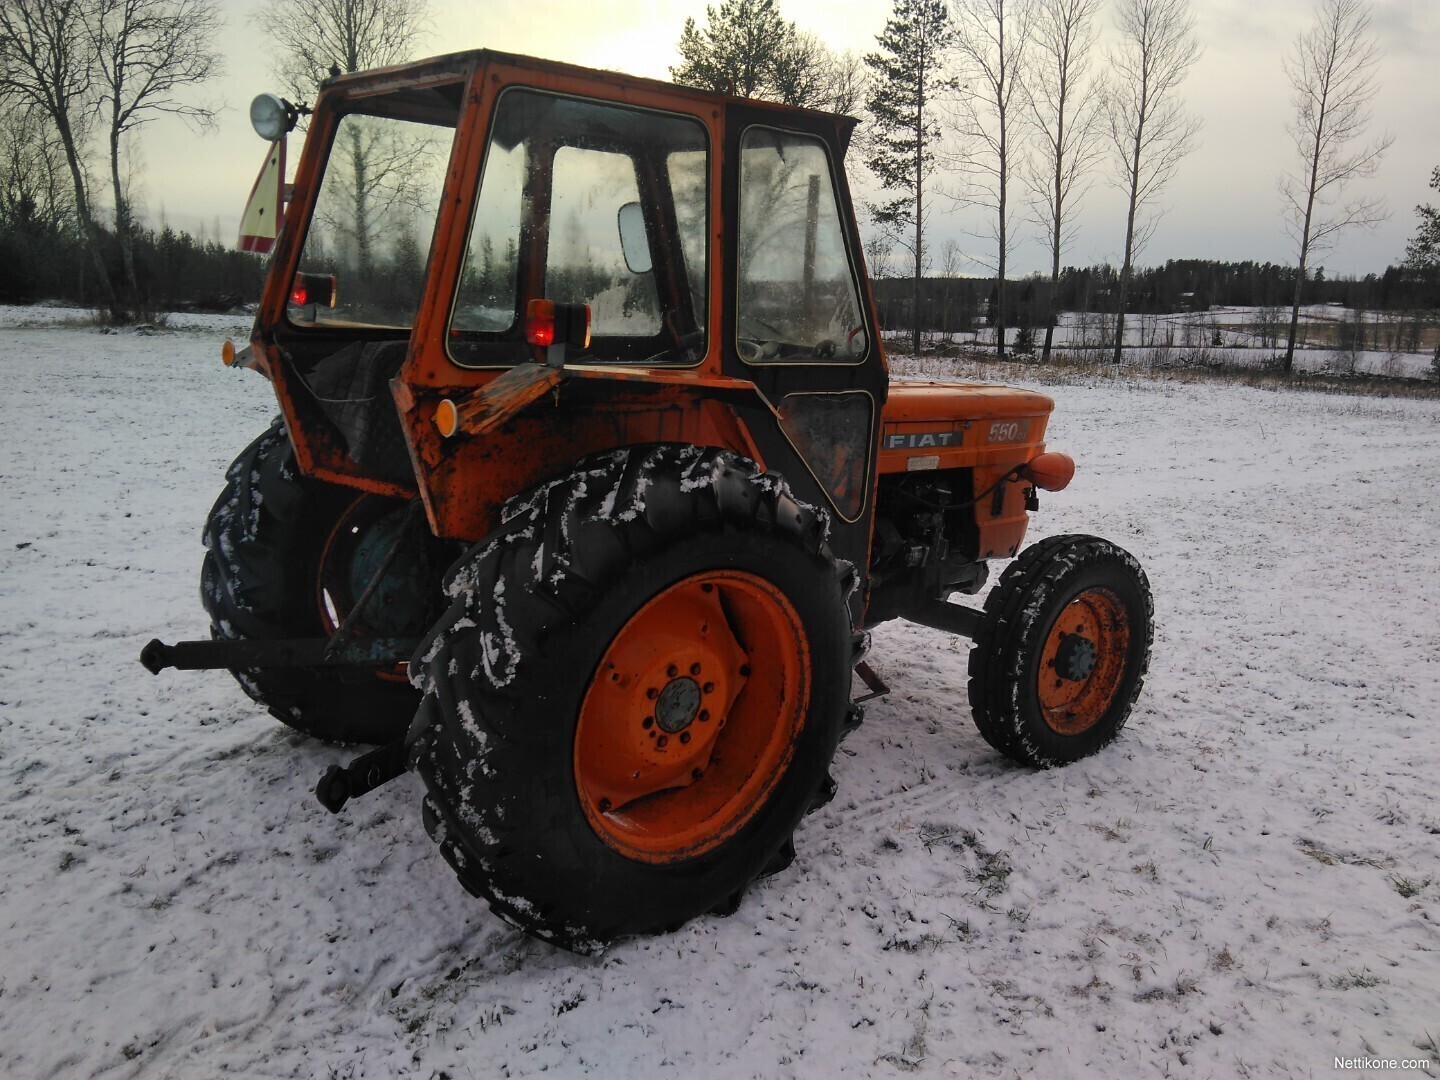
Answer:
[526, 299, 557, 347]
[289, 272, 336, 309]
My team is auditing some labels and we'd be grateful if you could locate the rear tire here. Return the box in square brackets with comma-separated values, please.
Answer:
[409, 445, 853, 952]
[201, 418, 439, 744]
[968, 534, 1152, 767]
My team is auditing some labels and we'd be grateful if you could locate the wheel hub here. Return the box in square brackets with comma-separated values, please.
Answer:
[1053, 632, 1098, 682]
[655, 676, 702, 733]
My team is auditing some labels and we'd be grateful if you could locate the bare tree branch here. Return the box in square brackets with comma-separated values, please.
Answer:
[254, 0, 431, 101]
[0, 0, 120, 316]
[0, 102, 75, 234]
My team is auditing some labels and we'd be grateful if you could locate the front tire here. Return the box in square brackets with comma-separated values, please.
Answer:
[968, 534, 1153, 767]
[410, 445, 853, 952]
[200, 418, 441, 744]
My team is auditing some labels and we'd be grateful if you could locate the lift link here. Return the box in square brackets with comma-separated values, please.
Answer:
[316, 738, 410, 814]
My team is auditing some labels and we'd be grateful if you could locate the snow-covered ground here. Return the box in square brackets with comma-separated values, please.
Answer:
[1, 312, 1438, 1078]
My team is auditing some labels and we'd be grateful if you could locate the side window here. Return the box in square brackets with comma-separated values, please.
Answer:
[548, 147, 660, 336]
[454, 140, 522, 332]
[737, 128, 864, 363]
[450, 90, 709, 367]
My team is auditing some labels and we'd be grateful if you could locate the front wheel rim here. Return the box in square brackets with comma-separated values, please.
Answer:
[575, 570, 809, 864]
[1036, 586, 1132, 736]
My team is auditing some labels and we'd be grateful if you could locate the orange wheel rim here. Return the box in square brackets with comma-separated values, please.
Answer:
[575, 570, 809, 864]
[1037, 586, 1131, 735]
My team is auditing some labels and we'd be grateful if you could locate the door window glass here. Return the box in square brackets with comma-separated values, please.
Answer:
[737, 128, 864, 363]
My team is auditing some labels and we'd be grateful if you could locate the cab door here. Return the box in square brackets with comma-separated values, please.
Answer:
[720, 106, 888, 589]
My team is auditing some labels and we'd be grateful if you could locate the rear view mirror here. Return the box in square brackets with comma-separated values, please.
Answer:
[617, 202, 652, 274]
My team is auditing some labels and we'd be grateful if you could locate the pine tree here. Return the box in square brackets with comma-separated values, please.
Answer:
[865, 0, 956, 355]
[672, 0, 796, 99]
[1403, 166, 1440, 274]
[671, 0, 859, 110]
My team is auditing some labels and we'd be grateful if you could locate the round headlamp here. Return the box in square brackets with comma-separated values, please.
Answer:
[250, 93, 295, 142]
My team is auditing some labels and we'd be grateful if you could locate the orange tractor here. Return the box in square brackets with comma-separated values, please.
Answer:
[142, 50, 1151, 952]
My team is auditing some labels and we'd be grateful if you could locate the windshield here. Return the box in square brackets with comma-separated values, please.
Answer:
[289, 88, 460, 329]
[449, 89, 709, 367]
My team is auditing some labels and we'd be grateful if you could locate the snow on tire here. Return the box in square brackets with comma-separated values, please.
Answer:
[200, 417, 427, 745]
[968, 534, 1153, 767]
[408, 444, 854, 952]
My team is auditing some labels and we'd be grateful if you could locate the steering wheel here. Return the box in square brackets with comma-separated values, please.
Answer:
[846, 324, 868, 357]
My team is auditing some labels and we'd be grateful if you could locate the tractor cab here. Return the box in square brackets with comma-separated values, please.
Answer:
[237, 51, 887, 579]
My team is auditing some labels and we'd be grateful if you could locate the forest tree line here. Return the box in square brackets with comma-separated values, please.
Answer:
[871, 257, 1440, 335]
[1, 0, 1437, 354]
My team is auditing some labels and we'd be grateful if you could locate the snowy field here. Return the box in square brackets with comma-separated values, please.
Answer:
[1, 313, 1438, 1078]
[935, 304, 1438, 381]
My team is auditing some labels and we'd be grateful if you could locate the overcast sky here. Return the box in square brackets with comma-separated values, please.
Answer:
[143, 0, 1439, 279]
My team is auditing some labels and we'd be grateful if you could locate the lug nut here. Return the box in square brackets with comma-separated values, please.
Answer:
[679, 731, 691, 744]
[698, 709, 710, 722]
[642, 716, 654, 729]
[646, 687, 659, 699]
[656, 735, 668, 749]
[667, 664, 679, 678]
[703, 681, 715, 694]
[690, 663, 701, 676]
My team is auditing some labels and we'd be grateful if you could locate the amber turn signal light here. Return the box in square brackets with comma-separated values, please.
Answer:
[1020, 452, 1075, 491]
[435, 399, 459, 438]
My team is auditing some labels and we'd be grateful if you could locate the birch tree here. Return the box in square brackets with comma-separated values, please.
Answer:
[1104, 0, 1200, 366]
[951, 0, 1032, 361]
[1279, 0, 1391, 372]
[1023, 0, 1104, 362]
